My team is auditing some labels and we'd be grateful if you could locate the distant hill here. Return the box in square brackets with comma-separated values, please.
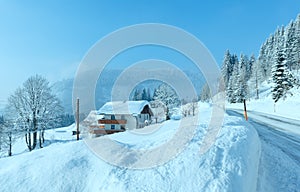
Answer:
[52, 78, 74, 114]
[0, 100, 6, 114]
[52, 69, 205, 114]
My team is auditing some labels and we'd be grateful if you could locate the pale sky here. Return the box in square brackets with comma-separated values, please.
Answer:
[0, 0, 300, 101]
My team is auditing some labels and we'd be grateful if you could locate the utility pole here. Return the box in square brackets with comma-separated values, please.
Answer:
[76, 98, 80, 140]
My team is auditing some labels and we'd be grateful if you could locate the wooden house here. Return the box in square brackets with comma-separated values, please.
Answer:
[90, 100, 153, 135]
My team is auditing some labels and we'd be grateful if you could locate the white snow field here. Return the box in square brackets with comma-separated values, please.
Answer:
[228, 82, 300, 120]
[0, 103, 261, 192]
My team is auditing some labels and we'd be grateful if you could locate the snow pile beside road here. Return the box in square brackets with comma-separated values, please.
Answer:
[218, 114, 261, 192]
[0, 104, 261, 192]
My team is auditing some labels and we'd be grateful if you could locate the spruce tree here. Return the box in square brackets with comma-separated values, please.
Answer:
[234, 55, 248, 103]
[271, 43, 293, 103]
[221, 50, 234, 87]
[228, 61, 240, 103]
[141, 88, 147, 101]
[285, 20, 298, 70]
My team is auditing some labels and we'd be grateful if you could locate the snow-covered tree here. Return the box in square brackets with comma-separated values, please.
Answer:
[190, 98, 198, 116]
[271, 42, 293, 103]
[258, 33, 277, 81]
[0, 120, 5, 153]
[131, 88, 152, 101]
[225, 55, 238, 103]
[147, 88, 152, 101]
[227, 77, 235, 103]
[236, 54, 249, 102]
[59, 114, 75, 127]
[152, 83, 180, 116]
[221, 50, 234, 87]
[249, 58, 262, 99]
[0, 116, 20, 156]
[224, 14, 300, 103]
[141, 88, 152, 101]
[246, 54, 254, 81]
[199, 83, 211, 102]
[131, 89, 142, 101]
[150, 100, 167, 123]
[295, 14, 300, 72]
[225, 53, 249, 103]
[7, 75, 63, 151]
[285, 20, 298, 70]
[258, 42, 268, 80]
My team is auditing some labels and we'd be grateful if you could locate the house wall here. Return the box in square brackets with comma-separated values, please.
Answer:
[103, 114, 137, 130]
[100, 110, 152, 130]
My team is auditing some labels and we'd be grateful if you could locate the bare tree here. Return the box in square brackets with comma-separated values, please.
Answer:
[191, 98, 198, 116]
[0, 116, 20, 156]
[150, 100, 167, 123]
[7, 75, 63, 151]
[0, 120, 5, 155]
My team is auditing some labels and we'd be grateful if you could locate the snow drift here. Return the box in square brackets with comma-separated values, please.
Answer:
[0, 103, 261, 192]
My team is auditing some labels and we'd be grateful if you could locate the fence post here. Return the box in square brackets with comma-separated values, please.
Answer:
[76, 98, 80, 140]
[243, 99, 248, 121]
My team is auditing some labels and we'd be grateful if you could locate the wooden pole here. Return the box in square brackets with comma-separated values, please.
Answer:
[243, 99, 248, 121]
[76, 98, 80, 140]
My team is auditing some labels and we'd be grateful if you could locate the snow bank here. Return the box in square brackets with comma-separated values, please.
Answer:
[0, 104, 261, 192]
[216, 114, 261, 192]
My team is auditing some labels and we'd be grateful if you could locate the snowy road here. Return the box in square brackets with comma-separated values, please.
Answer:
[227, 110, 300, 192]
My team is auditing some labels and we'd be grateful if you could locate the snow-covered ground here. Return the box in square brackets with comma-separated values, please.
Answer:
[0, 103, 261, 192]
[228, 82, 300, 120]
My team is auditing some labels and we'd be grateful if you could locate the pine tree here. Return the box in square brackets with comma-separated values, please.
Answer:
[250, 58, 262, 99]
[200, 83, 211, 102]
[258, 33, 277, 81]
[295, 14, 300, 72]
[141, 88, 148, 101]
[234, 55, 248, 103]
[258, 42, 268, 80]
[132, 89, 142, 101]
[227, 77, 235, 103]
[221, 50, 234, 87]
[271, 41, 293, 103]
[228, 61, 239, 103]
[246, 54, 255, 81]
[285, 20, 298, 70]
[147, 88, 152, 101]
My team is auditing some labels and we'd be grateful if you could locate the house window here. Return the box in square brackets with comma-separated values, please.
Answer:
[111, 124, 115, 129]
[111, 115, 115, 120]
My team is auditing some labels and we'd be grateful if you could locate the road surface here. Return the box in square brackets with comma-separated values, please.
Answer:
[227, 110, 300, 192]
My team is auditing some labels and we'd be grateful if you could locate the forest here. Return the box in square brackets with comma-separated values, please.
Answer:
[221, 14, 300, 103]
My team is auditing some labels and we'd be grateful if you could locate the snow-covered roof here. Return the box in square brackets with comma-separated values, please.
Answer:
[97, 100, 150, 115]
